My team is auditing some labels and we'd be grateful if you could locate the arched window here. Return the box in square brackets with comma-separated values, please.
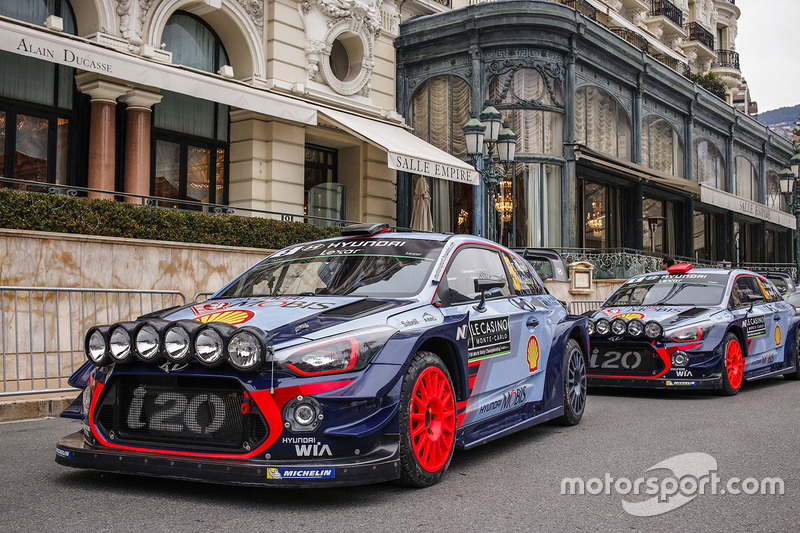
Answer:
[409, 75, 473, 233]
[693, 138, 724, 188]
[0, 0, 76, 187]
[766, 171, 783, 210]
[735, 156, 758, 202]
[575, 86, 630, 161]
[642, 116, 683, 177]
[152, 12, 230, 208]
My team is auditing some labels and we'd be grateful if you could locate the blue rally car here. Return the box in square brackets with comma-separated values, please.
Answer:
[586, 264, 800, 394]
[56, 224, 589, 487]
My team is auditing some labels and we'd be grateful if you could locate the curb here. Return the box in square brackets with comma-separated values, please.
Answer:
[0, 395, 76, 423]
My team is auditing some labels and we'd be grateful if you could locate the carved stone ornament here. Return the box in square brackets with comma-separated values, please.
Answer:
[298, 0, 382, 96]
[237, 0, 265, 35]
[117, 0, 154, 51]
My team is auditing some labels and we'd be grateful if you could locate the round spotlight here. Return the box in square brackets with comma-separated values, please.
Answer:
[672, 351, 689, 367]
[627, 319, 645, 338]
[587, 320, 595, 336]
[164, 324, 191, 362]
[109, 326, 132, 363]
[595, 319, 611, 336]
[86, 329, 108, 366]
[293, 403, 317, 426]
[611, 318, 627, 336]
[645, 321, 663, 339]
[194, 328, 225, 366]
[135, 324, 160, 361]
[228, 331, 263, 371]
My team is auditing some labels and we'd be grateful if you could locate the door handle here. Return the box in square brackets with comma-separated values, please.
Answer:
[527, 317, 539, 328]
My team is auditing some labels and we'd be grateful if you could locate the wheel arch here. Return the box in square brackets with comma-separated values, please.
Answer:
[417, 336, 466, 402]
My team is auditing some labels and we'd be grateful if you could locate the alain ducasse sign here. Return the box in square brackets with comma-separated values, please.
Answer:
[14, 37, 114, 73]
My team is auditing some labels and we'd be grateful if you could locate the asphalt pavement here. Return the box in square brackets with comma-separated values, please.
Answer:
[1, 378, 798, 532]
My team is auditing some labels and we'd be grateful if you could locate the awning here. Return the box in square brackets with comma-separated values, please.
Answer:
[699, 185, 795, 230]
[0, 19, 317, 125]
[575, 147, 700, 197]
[319, 108, 479, 185]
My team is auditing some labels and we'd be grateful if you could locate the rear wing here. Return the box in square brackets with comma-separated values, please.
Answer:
[511, 248, 569, 282]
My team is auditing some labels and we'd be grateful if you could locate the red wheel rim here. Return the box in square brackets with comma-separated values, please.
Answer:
[725, 338, 744, 389]
[409, 366, 456, 472]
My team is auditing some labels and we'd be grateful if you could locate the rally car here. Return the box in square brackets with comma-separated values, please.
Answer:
[56, 223, 589, 487]
[586, 264, 800, 394]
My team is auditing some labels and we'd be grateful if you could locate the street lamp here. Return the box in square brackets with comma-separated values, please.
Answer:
[778, 151, 800, 281]
[462, 105, 517, 241]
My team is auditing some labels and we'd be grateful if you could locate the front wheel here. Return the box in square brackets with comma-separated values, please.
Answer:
[556, 339, 587, 425]
[717, 332, 744, 396]
[398, 351, 456, 487]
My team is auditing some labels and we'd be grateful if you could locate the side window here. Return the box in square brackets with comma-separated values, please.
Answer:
[443, 247, 511, 305]
[729, 276, 766, 309]
[760, 279, 781, 303]
[505, 254, 546, 295]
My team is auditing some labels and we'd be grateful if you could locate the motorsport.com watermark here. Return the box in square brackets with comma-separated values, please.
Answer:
[560, 452, 784, 516]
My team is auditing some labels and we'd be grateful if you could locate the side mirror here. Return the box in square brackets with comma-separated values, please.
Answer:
[746, 293, 762, 312]
[473, 278, 506, 312]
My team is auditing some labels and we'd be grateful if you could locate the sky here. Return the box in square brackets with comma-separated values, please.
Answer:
[736, 0, 799, 112]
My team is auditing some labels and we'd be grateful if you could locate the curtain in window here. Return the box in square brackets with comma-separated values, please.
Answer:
[576, 87, 630, 161]
[643, 117, 683, 176]
[187, 147, 210, 202]
[694, 138, 724, 188]
[766, 172, 782, 210]
[0, 52, 55, 106]
[735, 156, 758, 202]
[163, 13, 217, 72]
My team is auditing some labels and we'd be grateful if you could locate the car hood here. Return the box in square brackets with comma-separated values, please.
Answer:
[159, 295, 415, 343]
[591, 305, 716, 328]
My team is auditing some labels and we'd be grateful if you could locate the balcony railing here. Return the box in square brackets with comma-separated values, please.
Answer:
[653, 54, 691, 78]
[609, 27, 649, 52]
[649, 0, 683, 27]
[714, 49, 740, 70]
[684, 22, 715, 50]
[558, 0, 597, 20]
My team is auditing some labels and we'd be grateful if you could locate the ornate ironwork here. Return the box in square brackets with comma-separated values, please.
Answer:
[652, 54, 691, 78]
[558, 0, 597, 21]
[649, 0, 683, 27]
[714, 49, 740, 70]
[684, 22, 715, 50]
[608, 27, 649, 53]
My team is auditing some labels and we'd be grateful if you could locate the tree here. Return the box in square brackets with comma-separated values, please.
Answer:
[690, 71, 727, 100]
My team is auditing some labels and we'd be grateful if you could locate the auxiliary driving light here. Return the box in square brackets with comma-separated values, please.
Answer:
[108, 325, 133, 363]
[135, 323, 161, 361]
[587, 320, 595, 336]
[194, 327, 225, 366]
[85, 327, 110, 366]
[671, 351, 689, 367]
[627, 319, 645, 337]
[594, 319, 611, 336]
[645, 321, 663, 339]
[611, 318, 627, 336]
[164, 324, 192, 362]
[228, 328, 265, 371]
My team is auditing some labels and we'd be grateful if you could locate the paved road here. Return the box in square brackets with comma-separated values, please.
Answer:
[2, 379, 799, 532]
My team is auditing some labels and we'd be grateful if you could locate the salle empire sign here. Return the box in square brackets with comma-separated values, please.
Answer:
[737, 199, 772, 221]
[15, 38, 113, 73]
[390, 153, 478, 185]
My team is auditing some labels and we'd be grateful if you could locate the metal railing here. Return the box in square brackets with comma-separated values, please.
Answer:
[714, 49, 740, 70]
[649, 0, 683, 27]
[567, 300, 604, 315]
[684, 22, 715, 50]
[609, 27, 649, 52]
[559, 0, 597, 20]
[0, 287, 185, 397]
[653, 54, 691, 78]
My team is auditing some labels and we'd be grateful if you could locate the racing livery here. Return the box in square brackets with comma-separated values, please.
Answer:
[56, 223, 588, 487]
[586, 264, 800, 394]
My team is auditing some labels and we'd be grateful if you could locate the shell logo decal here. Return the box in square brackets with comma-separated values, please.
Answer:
[775, 325, 781, 346]
[193, 310, 255, 325]
[527, 336, 540, 372]
[613, 312, 645, 320]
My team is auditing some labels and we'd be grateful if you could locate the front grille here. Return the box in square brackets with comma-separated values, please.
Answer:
[95, 374, 267, 452]
[588, 343, 664, 377]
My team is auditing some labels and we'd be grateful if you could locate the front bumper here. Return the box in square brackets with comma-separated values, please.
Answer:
[56, 431, 400, 488]
[588, 374, 723, 390]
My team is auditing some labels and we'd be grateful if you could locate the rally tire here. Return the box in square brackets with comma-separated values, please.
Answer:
[785, 329, 800, 380]
[555, 339, 587, 426]
[717, 332, 744, 396]
[398, 351, 457, 487]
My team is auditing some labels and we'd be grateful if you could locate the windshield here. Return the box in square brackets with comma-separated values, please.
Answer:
[605, 272, 729, 307]
[219, 238, 443, 299]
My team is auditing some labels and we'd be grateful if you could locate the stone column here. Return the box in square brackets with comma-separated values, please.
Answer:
[119, 89, 163, 203]
[77, 75, 128, 200]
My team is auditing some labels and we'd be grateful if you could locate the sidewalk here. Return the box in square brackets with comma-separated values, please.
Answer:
[0, 391, 76, 423]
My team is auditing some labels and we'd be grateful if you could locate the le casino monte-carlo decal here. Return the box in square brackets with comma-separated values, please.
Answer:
[457, 316, 511, 361]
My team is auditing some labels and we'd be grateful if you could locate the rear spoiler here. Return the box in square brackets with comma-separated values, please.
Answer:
[511, 248, 569, 282]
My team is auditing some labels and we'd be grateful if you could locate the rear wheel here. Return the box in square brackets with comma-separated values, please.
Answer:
[718, 332, 744, 396]
[398, 351, 456, 487]
[556, 339, 587, 425]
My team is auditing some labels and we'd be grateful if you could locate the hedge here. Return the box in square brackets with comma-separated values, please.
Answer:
[0, 188, 342, 249]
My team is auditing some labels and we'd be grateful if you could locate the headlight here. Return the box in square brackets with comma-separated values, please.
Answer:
[645, 321, 663, 339]
[594, 319, 611, 336]
[275, 326, 397, 376]
[611, 318, 627, 336]
[135, 323, 161, 361]
[109, 325, 133, 363]
[228, 328, 266, 371]
[164, 324, 191, 362]
[665, 321, 714, 343]
[627, 319, 645, 337]
[194, 327, 226, 367]
[85, 327, 110, 366]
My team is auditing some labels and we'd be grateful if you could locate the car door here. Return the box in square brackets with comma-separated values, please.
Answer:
[761, 278, 791, 367]
[729, 274, 776, 371]
[436, 245, 543, 427]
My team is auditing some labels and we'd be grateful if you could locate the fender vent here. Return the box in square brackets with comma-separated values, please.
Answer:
[319, 300, 393, 319]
